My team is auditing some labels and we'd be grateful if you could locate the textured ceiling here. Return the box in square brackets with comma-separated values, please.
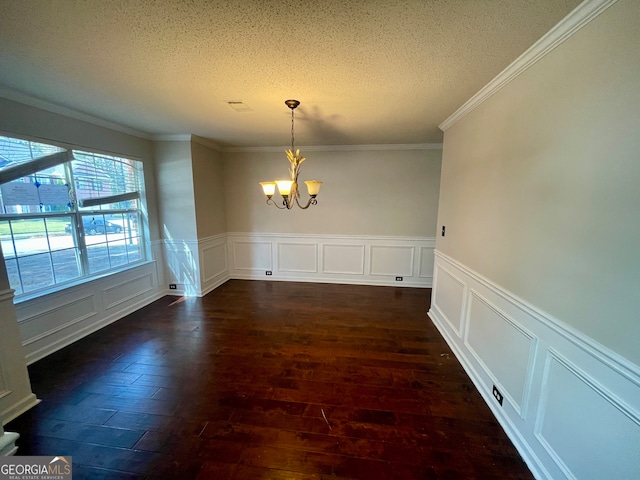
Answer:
[0, 0, 581, 147]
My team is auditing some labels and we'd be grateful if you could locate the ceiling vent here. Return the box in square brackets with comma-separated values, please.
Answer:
[225, 101, 252, 112]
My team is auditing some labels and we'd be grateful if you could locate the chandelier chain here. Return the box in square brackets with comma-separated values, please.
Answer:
[291, 108, 295, 151]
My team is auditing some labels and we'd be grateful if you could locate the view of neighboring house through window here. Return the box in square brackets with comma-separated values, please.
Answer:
[0, 135, 146, 297]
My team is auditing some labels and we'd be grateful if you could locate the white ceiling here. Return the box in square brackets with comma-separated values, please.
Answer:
[0, 0, 581, 147]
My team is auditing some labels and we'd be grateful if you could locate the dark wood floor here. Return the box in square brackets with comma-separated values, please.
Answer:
[6, 280, 533, 479]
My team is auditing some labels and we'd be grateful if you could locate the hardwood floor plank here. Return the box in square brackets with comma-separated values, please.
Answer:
[6, 280, 533, 480]
[33, 418, 145, 448]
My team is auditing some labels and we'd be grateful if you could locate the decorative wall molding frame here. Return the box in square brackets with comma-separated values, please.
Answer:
[199, 235, 229, 296]
[15, 261, 164, 365]
[227, 232, 435, 288]
[439, 0, 619, 132]
[428, 250, 640, 480]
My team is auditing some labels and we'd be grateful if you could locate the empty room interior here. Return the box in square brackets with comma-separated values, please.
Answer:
[0, 0, 638, 479]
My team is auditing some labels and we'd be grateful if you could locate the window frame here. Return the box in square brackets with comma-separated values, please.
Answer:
[0, 132, 148, 300]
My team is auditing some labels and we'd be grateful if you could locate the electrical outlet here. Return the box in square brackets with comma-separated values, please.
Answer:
[395, 276, 403, 281]
[492, 384, 504, 406]
[265, 271, 272, 276]
[169, 284, 177, 290]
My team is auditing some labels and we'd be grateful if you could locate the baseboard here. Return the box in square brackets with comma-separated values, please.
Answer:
[0, 430, 20, 455]
[0, 393, 40, 426]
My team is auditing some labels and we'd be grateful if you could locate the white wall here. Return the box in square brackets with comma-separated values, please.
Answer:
[431, 0, 640, 478]
[216, 146, 441, 289]
[191, 137, 227, 237]
[153, 139, 202, 295]
[191, 137, 228, 294]
[165, 144, 442, 295]
[223, 147, 441, 237]
[154, 140, 197, 240]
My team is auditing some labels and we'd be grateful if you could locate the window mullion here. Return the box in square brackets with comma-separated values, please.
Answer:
[64, 162, 89, 276]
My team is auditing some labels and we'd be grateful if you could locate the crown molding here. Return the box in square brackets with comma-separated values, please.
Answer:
[439, 0, 619, 132]
[222, 143, 442, 153]
[0, 88, 153, 140]
[153, 134, 191, 142]
[153, 134, 222, 152]
[190, 135, 222, 152]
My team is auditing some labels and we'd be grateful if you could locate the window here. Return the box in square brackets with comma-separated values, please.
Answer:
[0, 135, 146, 297]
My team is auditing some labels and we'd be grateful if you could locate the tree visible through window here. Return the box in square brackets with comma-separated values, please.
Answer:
[0, 135, 146, 297]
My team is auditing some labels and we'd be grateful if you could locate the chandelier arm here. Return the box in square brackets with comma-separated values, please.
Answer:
[267, 198, 288, 209]
[295, 197, 317, 209]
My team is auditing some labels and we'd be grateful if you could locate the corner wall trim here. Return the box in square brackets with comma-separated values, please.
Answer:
[439, 0, 618, 132]
[0, 89, 152, 140]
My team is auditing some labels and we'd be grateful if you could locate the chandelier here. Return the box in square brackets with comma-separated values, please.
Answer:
[259, 100, 322, 209]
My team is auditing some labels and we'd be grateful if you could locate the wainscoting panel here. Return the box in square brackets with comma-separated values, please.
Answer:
[428, 250, 640, 480]
[232, 241, 273, 272]
[163, 238, 201, 296]
[103, 274, 154, 310]
[465, 291, 535, 414]
[161, 234, 230, 296]
[278, 243, 318, 273]
[322, 244, 365, 275]
[19, 294, 97, 345]
[150, 241, 165, 289]
[431, 264, 466, 336]
[369, 245, 414, 277]
[199, 235, 229, 296]
[228, 233, 435, 288]
[16, 261, 163, 364]
[419, 246, 435, 279]
[535, 351, 640, 480]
